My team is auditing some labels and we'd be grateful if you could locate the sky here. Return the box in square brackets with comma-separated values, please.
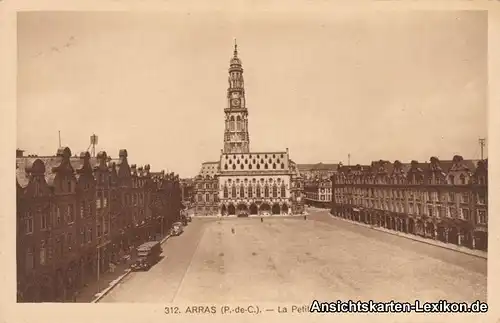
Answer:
[17, 10, 487, 178]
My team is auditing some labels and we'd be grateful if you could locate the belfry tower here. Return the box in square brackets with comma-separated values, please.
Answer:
[223, 40, 250, 154]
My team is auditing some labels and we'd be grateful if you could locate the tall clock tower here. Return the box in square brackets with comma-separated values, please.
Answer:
[223, 41, 250, 154]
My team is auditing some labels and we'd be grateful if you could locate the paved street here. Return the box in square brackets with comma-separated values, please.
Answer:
[101, 209, 486, 303]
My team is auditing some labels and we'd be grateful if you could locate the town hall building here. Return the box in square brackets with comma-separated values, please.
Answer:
[193, 42, 305, 216]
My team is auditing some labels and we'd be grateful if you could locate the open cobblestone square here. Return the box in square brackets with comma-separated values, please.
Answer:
[101, 210, 486, 303]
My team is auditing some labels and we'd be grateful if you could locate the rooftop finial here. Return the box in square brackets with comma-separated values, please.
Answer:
[233, 38, 238, 57]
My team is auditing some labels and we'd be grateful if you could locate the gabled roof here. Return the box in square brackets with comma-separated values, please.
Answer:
[16, 156, 63, 187]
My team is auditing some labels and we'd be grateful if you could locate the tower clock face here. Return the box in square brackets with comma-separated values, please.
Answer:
[231, 92, 240, 99]
[231, 99, 241, 106]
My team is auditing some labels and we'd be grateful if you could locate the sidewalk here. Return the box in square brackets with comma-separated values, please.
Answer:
[331, 215, 487, 259]
[75, 233, 172, 303]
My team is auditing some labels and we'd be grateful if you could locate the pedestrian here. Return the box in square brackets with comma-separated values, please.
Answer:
[260, 217, 263, 223]
[231, 228, 235, 234]
[304, 215, 307, 220]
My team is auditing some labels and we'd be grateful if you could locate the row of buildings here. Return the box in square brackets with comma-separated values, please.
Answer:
[193, 42, 305, 216]
[300, 163, 337, 208]
[330, 156, 488, 251]
[16, 147, 183, 302]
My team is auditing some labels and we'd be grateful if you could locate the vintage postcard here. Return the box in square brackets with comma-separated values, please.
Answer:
[1, 2, 498, 323]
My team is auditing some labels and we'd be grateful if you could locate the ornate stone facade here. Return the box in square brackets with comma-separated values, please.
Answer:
[193, 43, 304, 216]
[16, 147, 181, 302]
[330, 156, 488, 251]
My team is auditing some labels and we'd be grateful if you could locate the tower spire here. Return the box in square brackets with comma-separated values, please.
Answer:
[223, 41, 250, 154]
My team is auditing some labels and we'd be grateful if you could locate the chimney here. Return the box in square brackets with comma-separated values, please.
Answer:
[16, 149, 24, 158]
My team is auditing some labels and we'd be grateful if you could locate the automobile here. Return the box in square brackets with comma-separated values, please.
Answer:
[180, 215, 188, 226]
[172, 222, 184, 236]
[262, 211, 270, 216]
[237, 212, 249, 218]
[186, 214, 192, 222]
[131, 241, 162, 271]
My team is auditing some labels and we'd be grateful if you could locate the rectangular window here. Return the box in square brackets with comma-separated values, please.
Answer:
[25, 213, 34, 235]
[477, 193, 486, 205]
[67, 204, 75, 223]
[56, 237, 63, 257]
[87, 229, 93, 243]
[97, 223, 101, 237]
[40, 213, 48, 230]
[462, 194, 469, 203]
[40, 240, 46, 266]
[56, 206, 61, 225]
[104, 197, 108, 208]
[80, 228, 85, 245]
[463, 208, 470, 220]
[26, 247, 34, 271]
[67, 233, 73, 250]
[477, 210, 487, 224]
[80, 201, 85, 218]
[96, 198, 101, 209]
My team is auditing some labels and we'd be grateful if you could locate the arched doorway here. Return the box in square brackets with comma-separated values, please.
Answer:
[260, 203, 271, 214]
[448, 227, 459, 245]
[227, 204, 236, 215]
[221, 204, 227, 216]
[54, 269, 64, 301]
[249, 204, 258, 215]
[237, 203, 248, 215]
[416, 220, 425, 236]
[281, 203, 289, 214]
[39, 275, 53, 302]
[436, 225, 446, 242]
[426, 222, 435, 238]
[475, 231, 487, 251]
[272, 203, 280, 215]
[408, 218, 415, 234]
[66, 261, 77, 301]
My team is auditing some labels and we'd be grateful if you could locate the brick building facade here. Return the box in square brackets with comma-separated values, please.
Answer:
[16, 147, 182, 302]
[330, 156, 488, 251]
[304, 178, 332, 208]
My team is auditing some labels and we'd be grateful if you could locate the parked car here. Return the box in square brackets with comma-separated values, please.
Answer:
[172, 222, 184, 236]
[237, 212, 249, 218]
[181, 216, 188, 226]
[131, 241, 163, 271]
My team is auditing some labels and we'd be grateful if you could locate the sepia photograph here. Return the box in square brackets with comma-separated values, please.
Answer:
[14, 7, 489, 314]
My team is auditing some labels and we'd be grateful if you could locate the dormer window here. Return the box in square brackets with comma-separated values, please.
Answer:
[459, 174, 466, 185]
